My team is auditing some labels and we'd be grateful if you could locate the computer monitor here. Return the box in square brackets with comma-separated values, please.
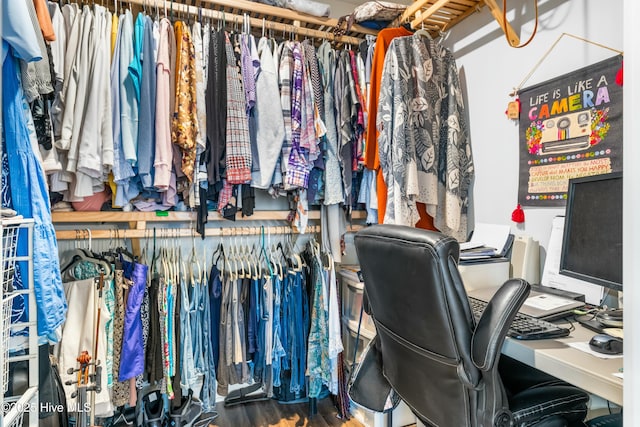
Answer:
[559, 172, 623, 292]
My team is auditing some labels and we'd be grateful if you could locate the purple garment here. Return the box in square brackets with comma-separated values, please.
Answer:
[119, 259, 148, 381]
[240, 34, 258, 113]
[286, 43, 309, 188]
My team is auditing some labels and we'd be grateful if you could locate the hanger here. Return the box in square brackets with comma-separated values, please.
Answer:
[414, 22, 432, 39]
[239, 231, 251, 279]
[258, 226, 272, 279]
[235, 232, 247, 280]
[61, 231, 112, 279]
[217, 232, 226, 279]
[140, 229, 149, 267]
[115, 230, 136, 262]
[225, 232, 238, 281]
[243, 13, 250, 36]
[247, 233, 259, 280]
[250, 237, 260, 280]
[288, 231, 304, 272]
[201, 245, 208, 284]
[173, 229, 180, 285]
[218, 11, 225, 32]
[150, 227, 159, 276]
[238, 234, 248, 280]
[212, 236, 224, 272]
[265, 228, 281, 280]
[189, 227, 201, 285]
[161, 231, 170, 284]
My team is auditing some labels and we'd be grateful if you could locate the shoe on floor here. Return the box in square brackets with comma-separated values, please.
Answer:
[169, 390, 203, 427]
[143, 389, 165, 427]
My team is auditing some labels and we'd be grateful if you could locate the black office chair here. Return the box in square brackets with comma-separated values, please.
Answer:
[353, 225, 590, 427]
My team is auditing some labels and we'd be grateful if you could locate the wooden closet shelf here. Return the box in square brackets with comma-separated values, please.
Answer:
[122, 0, 377, 45]
[51, 210, 366, 224]
[54, 223, 339, 240]
[53, 210, 285, 224]
[391, 0, 520, 44]
[52, 210, 366, 240]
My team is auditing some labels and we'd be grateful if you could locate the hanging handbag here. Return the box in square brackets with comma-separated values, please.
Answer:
[347, 302, 400, 413]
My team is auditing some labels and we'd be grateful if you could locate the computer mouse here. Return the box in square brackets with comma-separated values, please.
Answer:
[589, 334, 623, 355]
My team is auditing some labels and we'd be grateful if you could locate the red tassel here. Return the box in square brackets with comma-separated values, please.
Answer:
[511, 204, 525, 223]
[615, 61, 623, 86]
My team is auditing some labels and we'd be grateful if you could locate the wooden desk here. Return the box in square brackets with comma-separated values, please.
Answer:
[502, 323, 623, 406]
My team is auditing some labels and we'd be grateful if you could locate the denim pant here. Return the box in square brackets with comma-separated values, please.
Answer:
[180, 278, 197, 394]
[289, 271, 308, 394]
[271, 275, 286, 388]
[200, 275, 217, 412]
[190, 282, 205, 378]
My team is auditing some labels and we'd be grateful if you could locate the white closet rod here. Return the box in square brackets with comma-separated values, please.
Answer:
[122, 0, 364, 46]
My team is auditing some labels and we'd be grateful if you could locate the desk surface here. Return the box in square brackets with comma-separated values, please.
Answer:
[502, 322, 623, 406]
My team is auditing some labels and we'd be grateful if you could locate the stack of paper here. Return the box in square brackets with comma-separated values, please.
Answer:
[460, 223, 513, 261]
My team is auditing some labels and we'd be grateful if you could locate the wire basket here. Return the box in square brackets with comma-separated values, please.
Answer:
[2, 224, 20, 394]
[2, 224, 19, 294]
[2, 401, 26, 427]
[1, 293, 17, 394]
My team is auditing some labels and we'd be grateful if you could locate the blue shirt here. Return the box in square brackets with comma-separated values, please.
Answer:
[136, 15, 157, 190]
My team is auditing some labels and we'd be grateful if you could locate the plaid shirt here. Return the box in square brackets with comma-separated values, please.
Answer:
[277, 42, 295, 190]
[217, 178, 234, 211]
[286, 43, 309, 189]
[224, 32, 252, 184]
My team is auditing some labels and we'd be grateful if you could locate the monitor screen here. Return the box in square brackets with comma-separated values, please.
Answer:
[559, 172, 623, 292]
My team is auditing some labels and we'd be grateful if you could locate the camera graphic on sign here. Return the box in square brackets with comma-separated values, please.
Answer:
[538, 110, 591, 155]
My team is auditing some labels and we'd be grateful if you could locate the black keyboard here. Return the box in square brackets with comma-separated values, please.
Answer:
[468, 296, 571, 340]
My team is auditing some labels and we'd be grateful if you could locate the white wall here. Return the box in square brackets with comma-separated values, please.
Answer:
[446, 5, 634, 416]
[326, 0, 637, 420]
[442, 0, 623, 258]
[622, 0, 638, 420]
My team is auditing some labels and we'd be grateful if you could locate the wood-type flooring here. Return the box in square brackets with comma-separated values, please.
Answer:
[205, 397, 365, 427]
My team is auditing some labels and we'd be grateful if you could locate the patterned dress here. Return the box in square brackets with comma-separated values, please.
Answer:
[377, 34, 474, 241]
[172, 21, 199, 182]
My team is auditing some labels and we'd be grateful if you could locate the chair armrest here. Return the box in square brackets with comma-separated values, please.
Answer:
[471, 279, 530, 371]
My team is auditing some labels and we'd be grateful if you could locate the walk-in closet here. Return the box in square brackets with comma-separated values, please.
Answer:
[2, 0, 632, 426]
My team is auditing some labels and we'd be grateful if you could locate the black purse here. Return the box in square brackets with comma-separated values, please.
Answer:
[347, 301, 400, 413]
